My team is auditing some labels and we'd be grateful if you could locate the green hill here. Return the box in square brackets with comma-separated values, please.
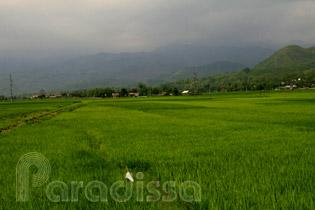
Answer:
[249, 45, 315, 78]
[161, 45, 315, 92]
[255, 45, 315, 68]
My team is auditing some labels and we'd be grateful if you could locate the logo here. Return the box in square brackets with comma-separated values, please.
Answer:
[16, 152, 201, 203]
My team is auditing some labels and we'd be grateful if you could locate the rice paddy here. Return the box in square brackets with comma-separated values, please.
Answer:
[0, 90, 314, 209]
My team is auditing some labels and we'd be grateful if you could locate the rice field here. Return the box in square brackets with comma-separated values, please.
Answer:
[0, 90, 314, 209]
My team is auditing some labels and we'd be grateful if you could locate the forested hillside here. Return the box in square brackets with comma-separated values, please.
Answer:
[162, 46, 315, 92]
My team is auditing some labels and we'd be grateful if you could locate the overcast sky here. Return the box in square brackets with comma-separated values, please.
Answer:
[1, 0, 315, 59]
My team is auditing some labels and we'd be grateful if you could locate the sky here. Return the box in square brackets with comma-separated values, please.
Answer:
[1, 0, 315, 59]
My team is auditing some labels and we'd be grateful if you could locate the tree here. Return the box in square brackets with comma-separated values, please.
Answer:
[104, 88, 115, 97]
[241, 68, 251, 74]
[138, 83, 148, 96]
[39, 89, 46, 97]
[120, 88, 128, 97]
[257, 81, 267, 96]
[61, 92, 68, 97]
[0, 95, 7, 100]
[152, 87, 160, 95]
[130, 88, 137, 93]
[204, 84, 211, 94]
[172, 87, 179, 96]
[70, 90, 83, 97]
[305, 72, 315, 87]
[162, 85, 169, 93]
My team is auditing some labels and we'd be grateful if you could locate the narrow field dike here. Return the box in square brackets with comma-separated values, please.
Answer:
[0, 100, 83, 133]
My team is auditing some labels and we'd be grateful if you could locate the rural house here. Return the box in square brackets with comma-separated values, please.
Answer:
[158, 91, 167, 96]
[129, 92, 140, 97]
[112, 93, 120, 98]
[182, 90, 190, 95]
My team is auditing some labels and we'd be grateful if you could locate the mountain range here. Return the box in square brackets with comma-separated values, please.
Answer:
[0, 44, 275, 95]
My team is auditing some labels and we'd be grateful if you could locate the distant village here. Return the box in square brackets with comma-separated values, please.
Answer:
[28, 88, 191, 100]
[0, 74, 314, 101]
[0, 85, 312, 101]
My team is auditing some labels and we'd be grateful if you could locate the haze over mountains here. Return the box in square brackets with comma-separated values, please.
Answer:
[0, 44, 275, 95]
[1, 0, 315, 96]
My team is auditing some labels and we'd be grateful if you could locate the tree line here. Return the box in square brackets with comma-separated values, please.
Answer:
[58, 69, 314, 98]
[1, 68, 313, 100]
[62, 83, 180, 98]
[161, 68, 315, 93]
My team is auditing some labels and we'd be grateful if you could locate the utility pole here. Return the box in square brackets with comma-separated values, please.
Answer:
[85, 89, 89, 98]
[193, 70, 197, 97]
[9, 74, 13, 103]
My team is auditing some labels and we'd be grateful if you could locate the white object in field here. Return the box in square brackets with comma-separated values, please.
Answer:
[126, 172, 134, 182]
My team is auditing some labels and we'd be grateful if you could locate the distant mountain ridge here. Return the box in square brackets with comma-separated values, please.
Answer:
[0, 44, 275, 95]
[150, 61, 245, 83]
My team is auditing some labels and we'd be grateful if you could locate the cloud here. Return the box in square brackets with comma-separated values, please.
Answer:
[0, 0, 314, 59]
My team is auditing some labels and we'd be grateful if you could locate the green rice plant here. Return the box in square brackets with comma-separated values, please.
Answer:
[0, 91, 314, 209]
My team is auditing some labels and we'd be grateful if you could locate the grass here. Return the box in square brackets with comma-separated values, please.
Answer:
[0, 100, 80, 130]
[0, 90, 314, 209]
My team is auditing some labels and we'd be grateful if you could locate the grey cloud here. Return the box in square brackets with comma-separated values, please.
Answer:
[0, 0, 314, 60]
